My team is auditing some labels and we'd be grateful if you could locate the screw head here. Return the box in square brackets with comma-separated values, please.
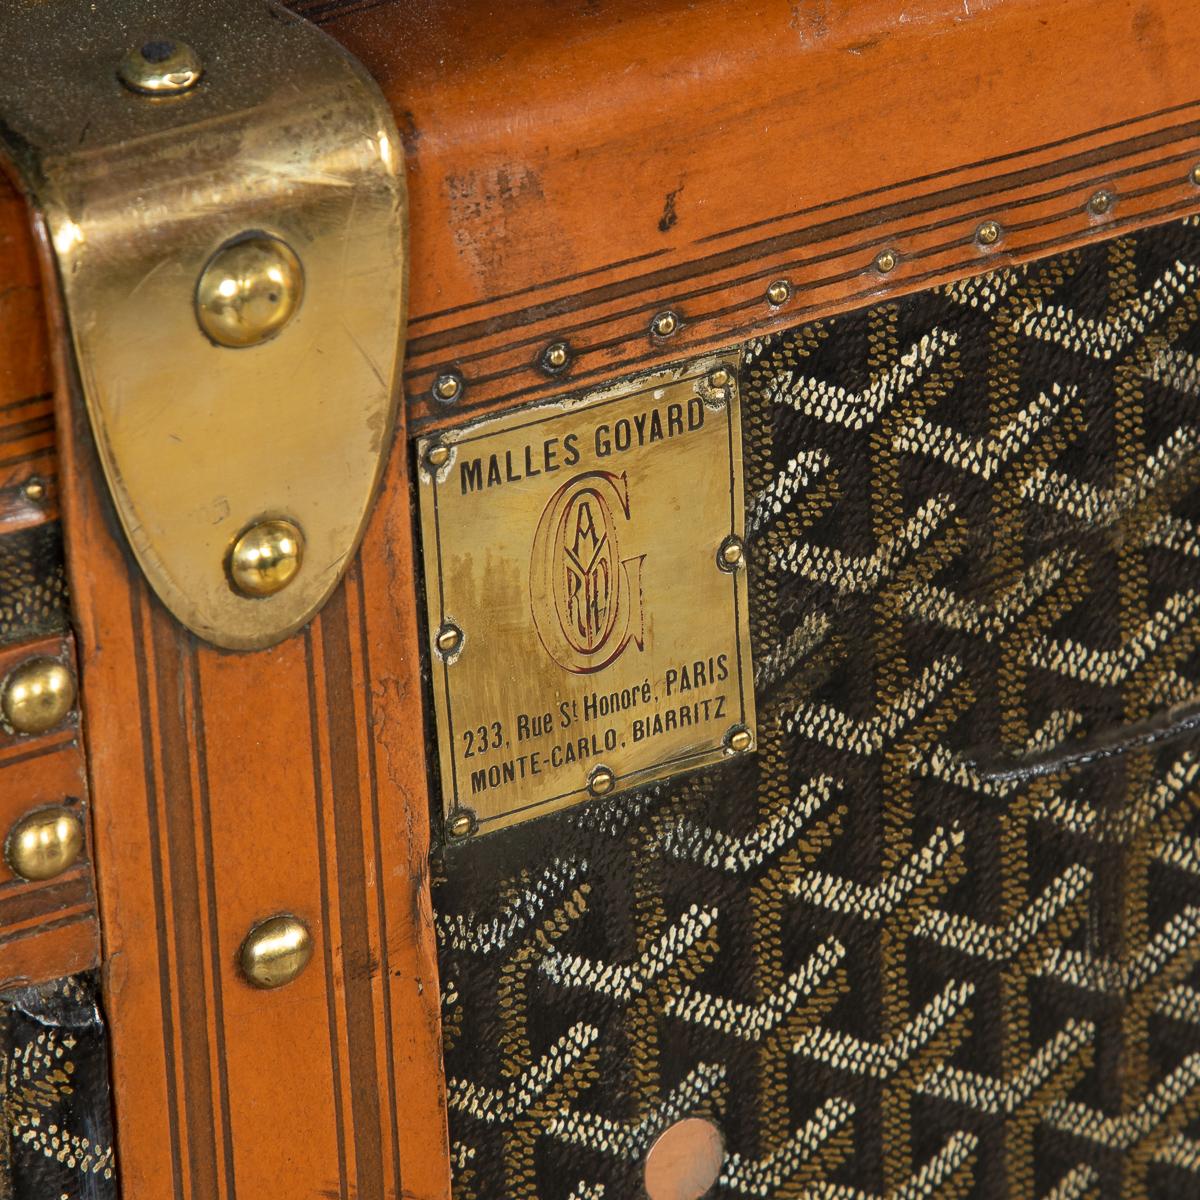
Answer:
[650, 311, 680, 339]
[541, 341, 571, 373]
[433, 373, 463, 404]
[118, 37, 203, 96]
[21, 477, 45, 503]
[766, 280, 792, 306]
[426, 443, 451, 470]
[228, 519, 304, 597]
[588, 765, 616, 797]
[975, 220, 1002, 247]
[717, 536, 745, 572]
[447, 809, 476, 839]
[436, 623, 463, 657]
[1088, 190, 1114, 216]
[6, 806, 84, 882]
[725, 726, 754, 755]
[196, 233, 304, 348]
[874, 249, 898, 273]
[239, 914, 313, 990]
[1, 658, 76, 736]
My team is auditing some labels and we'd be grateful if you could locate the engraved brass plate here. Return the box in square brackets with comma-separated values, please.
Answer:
[417, 355, 755, 836]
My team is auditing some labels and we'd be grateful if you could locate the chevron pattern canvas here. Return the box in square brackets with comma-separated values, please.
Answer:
[433, 216, 1200, 1199]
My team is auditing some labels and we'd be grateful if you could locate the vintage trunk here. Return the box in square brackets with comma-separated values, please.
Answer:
[1, 2, 1200, 1199]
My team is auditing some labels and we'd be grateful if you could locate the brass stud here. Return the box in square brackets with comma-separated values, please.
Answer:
[6, 806, 84, 882]
[588, 765, 616, 797]
[766, 279, 792, 306]
[426, 443, 451, 470]
[239, 914, 313, 990]
[650, 311, 680, 339]
[541, 341, 571, 374]
[228, 518, 304, 597]
[707, 368, 732, 390]
[975, 220, 1002, 248]
[644, 1117, 725, 1200]
[196, 233, 304, 348]
[118, 37, 204, 96]
[717, 536, 745, 572]
[725, 726, 754, 755]
[21, 477, 45, 503]
[1191, 164, 1200, 187]
[447, 809, 476, 839]
[1, 658, 76, 736]
[433, 373, 464, 404]
[436, 622, 463, 657]
[1088, 190, 1115, 216]
[874, 248, 898, 273]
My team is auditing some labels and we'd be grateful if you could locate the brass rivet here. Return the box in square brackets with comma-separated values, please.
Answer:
[717, 536, 745, 572]
[21, 477, 45, 503]
[975, 220, 1002, 247]
[707, 368, 732, 390]
[433, 373, 464, 404]
[6, 806, 84, 882]
[1, 658, 76, 736]
[447, 809, 475, 839]
[726, 726, 753, 755]
[1191, 164, 1200, 187]
[874, 248, 898, 273]
[239, 914, 313, 990]
[426, 444, 451, 470]
[196, 233, 304, 348]
[1088, 190, 1114, 216]
[651, 311, 680, 339]
[436, 623, 463, 657]
[118, 37, 204, 96]
[766, 279, 792, 306]
[644, 1117, 725, 1200]
[588, 765, 616, 797]
[228, 519, 304, 597]
[541, 341, 571, 373]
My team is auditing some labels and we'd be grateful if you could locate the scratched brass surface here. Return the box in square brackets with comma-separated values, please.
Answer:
[417, 355, 756, 835]
[0, 1, 406, 650]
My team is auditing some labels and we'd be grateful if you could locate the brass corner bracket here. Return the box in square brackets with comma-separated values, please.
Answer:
[0, 2, 407, 650]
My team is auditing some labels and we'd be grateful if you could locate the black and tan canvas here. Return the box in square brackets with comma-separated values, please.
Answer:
[433, 216, 1200, 1200]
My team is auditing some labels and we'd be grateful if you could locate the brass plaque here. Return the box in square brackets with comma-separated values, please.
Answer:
[416, 355, 755, 836]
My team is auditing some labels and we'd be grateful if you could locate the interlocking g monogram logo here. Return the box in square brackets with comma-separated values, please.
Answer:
[530, 471, 645, 674]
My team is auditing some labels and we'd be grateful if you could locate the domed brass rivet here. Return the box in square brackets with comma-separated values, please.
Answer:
[426, 444, 451, 470]
[875, 248, 898, 273]
[239, 914, 313, 989]
[21, 477, 45, 503]
[1190, 164, 1200, 187]
[1, 658, 76, 736]
[717, 536, 745, 572]
[228, 519, 304, 597]
[436, 623, 464, 657]
[644, 1117, 725, 1200]
[588, 766, 616, 797]
[6, 806, 84, 882]
[725, 726, 753, 755]
[541, 341, 571, 374]
[766, 279, 792, 306]
[196, 234, 304, 349]
[433, 373, 464, 404]
[651, 311, 680, 339]
[1088, 189, 1114, 216]
[708, 368, 732, 390]
[118, 37, 204, 96]
[447, 809, 476, 839]
[975, 220, 1002, 248]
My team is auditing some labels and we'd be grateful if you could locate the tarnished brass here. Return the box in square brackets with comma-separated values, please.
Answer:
[651, 311, 680, 338]
[0, 2, 406, 650]
[228, 519, 305, 597]
[875, 248, 899, 273]
[117, 37, 203, 95]
[239, 914, 313, 989]
[2, 659, 77, 736]
[976, 220, 1003, 246]
[6, 806, 85, 882]
[766, 279, 792, 305]
[643, 1118, 725, 1200]
[417, 355, 756, 835]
